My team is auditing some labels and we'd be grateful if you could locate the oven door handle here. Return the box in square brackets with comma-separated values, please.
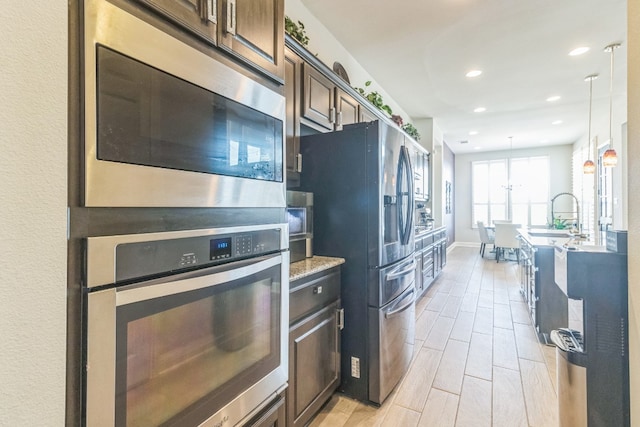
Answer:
[385, 289, 416, 318]
[115, 253, 283, 305]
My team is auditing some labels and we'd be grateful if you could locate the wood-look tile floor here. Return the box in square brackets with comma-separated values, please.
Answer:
[309, 246, 559, 427]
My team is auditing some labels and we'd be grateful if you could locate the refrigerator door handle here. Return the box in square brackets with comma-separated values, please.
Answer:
[385, 258, 417, 281]
[384, 288, 416, 318]
[397, 146, 414, 245]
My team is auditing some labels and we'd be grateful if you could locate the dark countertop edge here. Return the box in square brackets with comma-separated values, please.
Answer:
[289, 255, 345, 282]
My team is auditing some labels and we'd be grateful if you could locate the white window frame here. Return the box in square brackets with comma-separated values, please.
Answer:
[471, 156, 550, 228]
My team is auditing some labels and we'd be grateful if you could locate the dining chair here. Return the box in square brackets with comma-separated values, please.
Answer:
[494, 223, 521, 263]
[477, 221, 495, 258]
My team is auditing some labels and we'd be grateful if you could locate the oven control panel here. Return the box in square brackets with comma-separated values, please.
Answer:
[112, 227, 284, 284]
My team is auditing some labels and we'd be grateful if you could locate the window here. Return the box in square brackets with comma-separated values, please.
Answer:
[472, 156, 550, 227]
[472, 159, 507, 226]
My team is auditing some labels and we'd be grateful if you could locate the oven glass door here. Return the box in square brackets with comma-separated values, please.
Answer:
[97, 46, 283, 182]
[86, 254, 287, 427]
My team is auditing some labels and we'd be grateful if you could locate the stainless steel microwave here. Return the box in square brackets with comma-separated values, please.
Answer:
[286, 191, 313, 263]
[83, 0, 285, 207]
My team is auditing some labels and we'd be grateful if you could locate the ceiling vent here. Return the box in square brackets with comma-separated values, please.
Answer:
[460, 140, 469, 144]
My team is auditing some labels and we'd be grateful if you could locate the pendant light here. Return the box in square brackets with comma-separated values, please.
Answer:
[583, 74, 598, 174]
[603, 43, 621, 167]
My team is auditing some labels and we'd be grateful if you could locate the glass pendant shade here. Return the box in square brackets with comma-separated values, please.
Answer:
[603, 148, 618, 167]
[583, 159, 596, 174]
[603, 43, 621, 168]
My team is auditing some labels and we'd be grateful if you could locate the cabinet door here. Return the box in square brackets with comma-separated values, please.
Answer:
[285, 48, 302, 186]
[301, 64, 336, 131]
[335, 88, 359, 131]
[359, 106, 378, 123]
[218, 0, 284, 81]
[288, 302, 340, 427]
[134, 0, 217, 44]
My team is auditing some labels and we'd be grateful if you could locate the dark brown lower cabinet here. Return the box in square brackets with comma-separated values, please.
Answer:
[287, 267, 342, 427]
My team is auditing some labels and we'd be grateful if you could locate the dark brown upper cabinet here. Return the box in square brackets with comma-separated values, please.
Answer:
[285, 48, 302, 187]
[133, 0, 218, 45]
[301, 63, 369, 132]
[218, 0, 285, 81]
[301, 63, 336, 131]
[131, 0, 284, 81]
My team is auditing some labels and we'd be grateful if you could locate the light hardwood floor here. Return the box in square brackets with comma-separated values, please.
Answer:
[309, 246, 559, 427]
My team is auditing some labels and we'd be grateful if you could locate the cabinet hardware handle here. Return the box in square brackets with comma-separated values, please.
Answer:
[295, 153, 303, 173]
[330, 107, 336, 124]
[337, 110, 343, 126]
[226, 0, 236, 35]
[207, 0, 217, 24]
[337, 308, 345, 330]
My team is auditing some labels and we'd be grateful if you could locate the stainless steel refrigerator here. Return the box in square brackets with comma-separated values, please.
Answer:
[300, 120, 416, 405]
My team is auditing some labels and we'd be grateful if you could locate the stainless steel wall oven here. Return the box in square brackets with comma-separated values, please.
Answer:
[83, 0, 285, 207]
[85, 224, 289, 426]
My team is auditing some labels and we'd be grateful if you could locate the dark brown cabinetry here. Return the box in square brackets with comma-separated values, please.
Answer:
[285, 48, 302, 186]
[131, 0, 284, 81]
[133, 0, 218, 44]
[409, 143, 430, 202]
[288, 267, 343, 427]
[218, 0, 284, 80]
[415, 227, 447, 298]
[301, 64, 360, 132]
[285, 38, 382, 187]
[359, 107, 377, 123]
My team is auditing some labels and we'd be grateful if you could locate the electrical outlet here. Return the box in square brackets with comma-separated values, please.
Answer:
[351, 356, 360, 378]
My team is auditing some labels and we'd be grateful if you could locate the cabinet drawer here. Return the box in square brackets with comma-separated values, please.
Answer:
[290, 268, 341, 324]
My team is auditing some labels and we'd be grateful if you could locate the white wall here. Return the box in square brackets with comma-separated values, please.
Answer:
[627, 0, 639, 422]
[0, 2, 67, 424]
[454, 144, 573, 244]
[285, 0, 411, 121]
[572, 96, 628, 230]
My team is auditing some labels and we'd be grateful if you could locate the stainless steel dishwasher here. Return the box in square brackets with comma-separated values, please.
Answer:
[550, 328, 587, 427]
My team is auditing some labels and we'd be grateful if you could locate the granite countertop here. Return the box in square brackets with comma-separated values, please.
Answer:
[289, 255, 345, 282]
[517, 228, 575, 247]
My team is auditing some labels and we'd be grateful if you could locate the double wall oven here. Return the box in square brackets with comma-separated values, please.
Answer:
[85, 225, 289, 426]
[77, 0, 288, 425]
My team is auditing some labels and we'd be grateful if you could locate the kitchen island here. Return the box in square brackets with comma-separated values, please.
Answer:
[517, 228, 573, 343]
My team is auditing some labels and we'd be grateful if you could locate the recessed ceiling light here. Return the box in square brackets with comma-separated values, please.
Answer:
[474, 107, 486, 113]
[474, 146, 481, 150]
[569, 47, 590, 56]
[469, 131, 479, 135]
[540, 139, 550, 143]
[546, 95, 561, 102]
[466, 70, 482, 78]
[552, 120, 563, 125]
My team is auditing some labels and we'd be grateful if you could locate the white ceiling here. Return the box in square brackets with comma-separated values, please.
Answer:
[300, 0, 628, 153]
